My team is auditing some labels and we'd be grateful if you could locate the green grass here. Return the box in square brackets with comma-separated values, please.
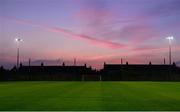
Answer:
[0, 81, 180, 111]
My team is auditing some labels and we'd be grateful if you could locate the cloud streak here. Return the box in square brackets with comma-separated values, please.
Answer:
[87, 45, 180, 61]
[6, 17, 126, 49]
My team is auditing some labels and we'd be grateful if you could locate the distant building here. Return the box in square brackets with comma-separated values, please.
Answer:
[17, 64, 97, 81]
[1, 62, 180, 81]
[101, 63, 180, 81]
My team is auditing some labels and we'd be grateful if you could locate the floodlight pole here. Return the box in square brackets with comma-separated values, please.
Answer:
[169, 40, 172, 65]
[17, 47, 20, 68]
[15, 38, 22, 68]
[166, 37, 173, 65]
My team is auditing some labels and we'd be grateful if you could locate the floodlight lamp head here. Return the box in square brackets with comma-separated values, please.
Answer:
[15, 38, 23, 42]
[166, 36, 174, 40]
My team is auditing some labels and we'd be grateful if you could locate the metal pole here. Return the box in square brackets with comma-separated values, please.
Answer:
[29, 58, 31, 67]
[169, 40, 171, 65]
[74, 58, 77, 66]
[17, 47, 19, 68]
[121, 58, 123, 65]
[15, 38, 22, 68]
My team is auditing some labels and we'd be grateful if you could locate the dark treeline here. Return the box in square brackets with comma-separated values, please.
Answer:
[0, 62, 180, 81]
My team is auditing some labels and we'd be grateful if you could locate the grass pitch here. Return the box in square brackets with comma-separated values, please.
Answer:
[0, 81, 180, 111]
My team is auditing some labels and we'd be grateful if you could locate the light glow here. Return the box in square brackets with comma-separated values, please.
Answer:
[166, 36, 174, 40]
[15, 38, 23, 42]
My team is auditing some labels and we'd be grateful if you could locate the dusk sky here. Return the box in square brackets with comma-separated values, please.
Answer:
[0, 0, 180, 69]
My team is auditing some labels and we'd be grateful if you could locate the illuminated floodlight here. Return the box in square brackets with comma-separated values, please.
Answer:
[15, 38, 23, 42]
[166, 36, 174, 40]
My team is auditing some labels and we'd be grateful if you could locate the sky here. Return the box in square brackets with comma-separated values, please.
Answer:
[0, 0, 180, 69]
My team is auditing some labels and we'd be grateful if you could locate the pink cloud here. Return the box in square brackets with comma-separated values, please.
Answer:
[87, 45, 180, 62]
[6, 17, 126, 49]
[73, 7, 122, 40]
[116, 24, 158, 44]
[46, 27, 126, 49]
[72, 7, 159, 45]
[74, 9, 114, 20]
